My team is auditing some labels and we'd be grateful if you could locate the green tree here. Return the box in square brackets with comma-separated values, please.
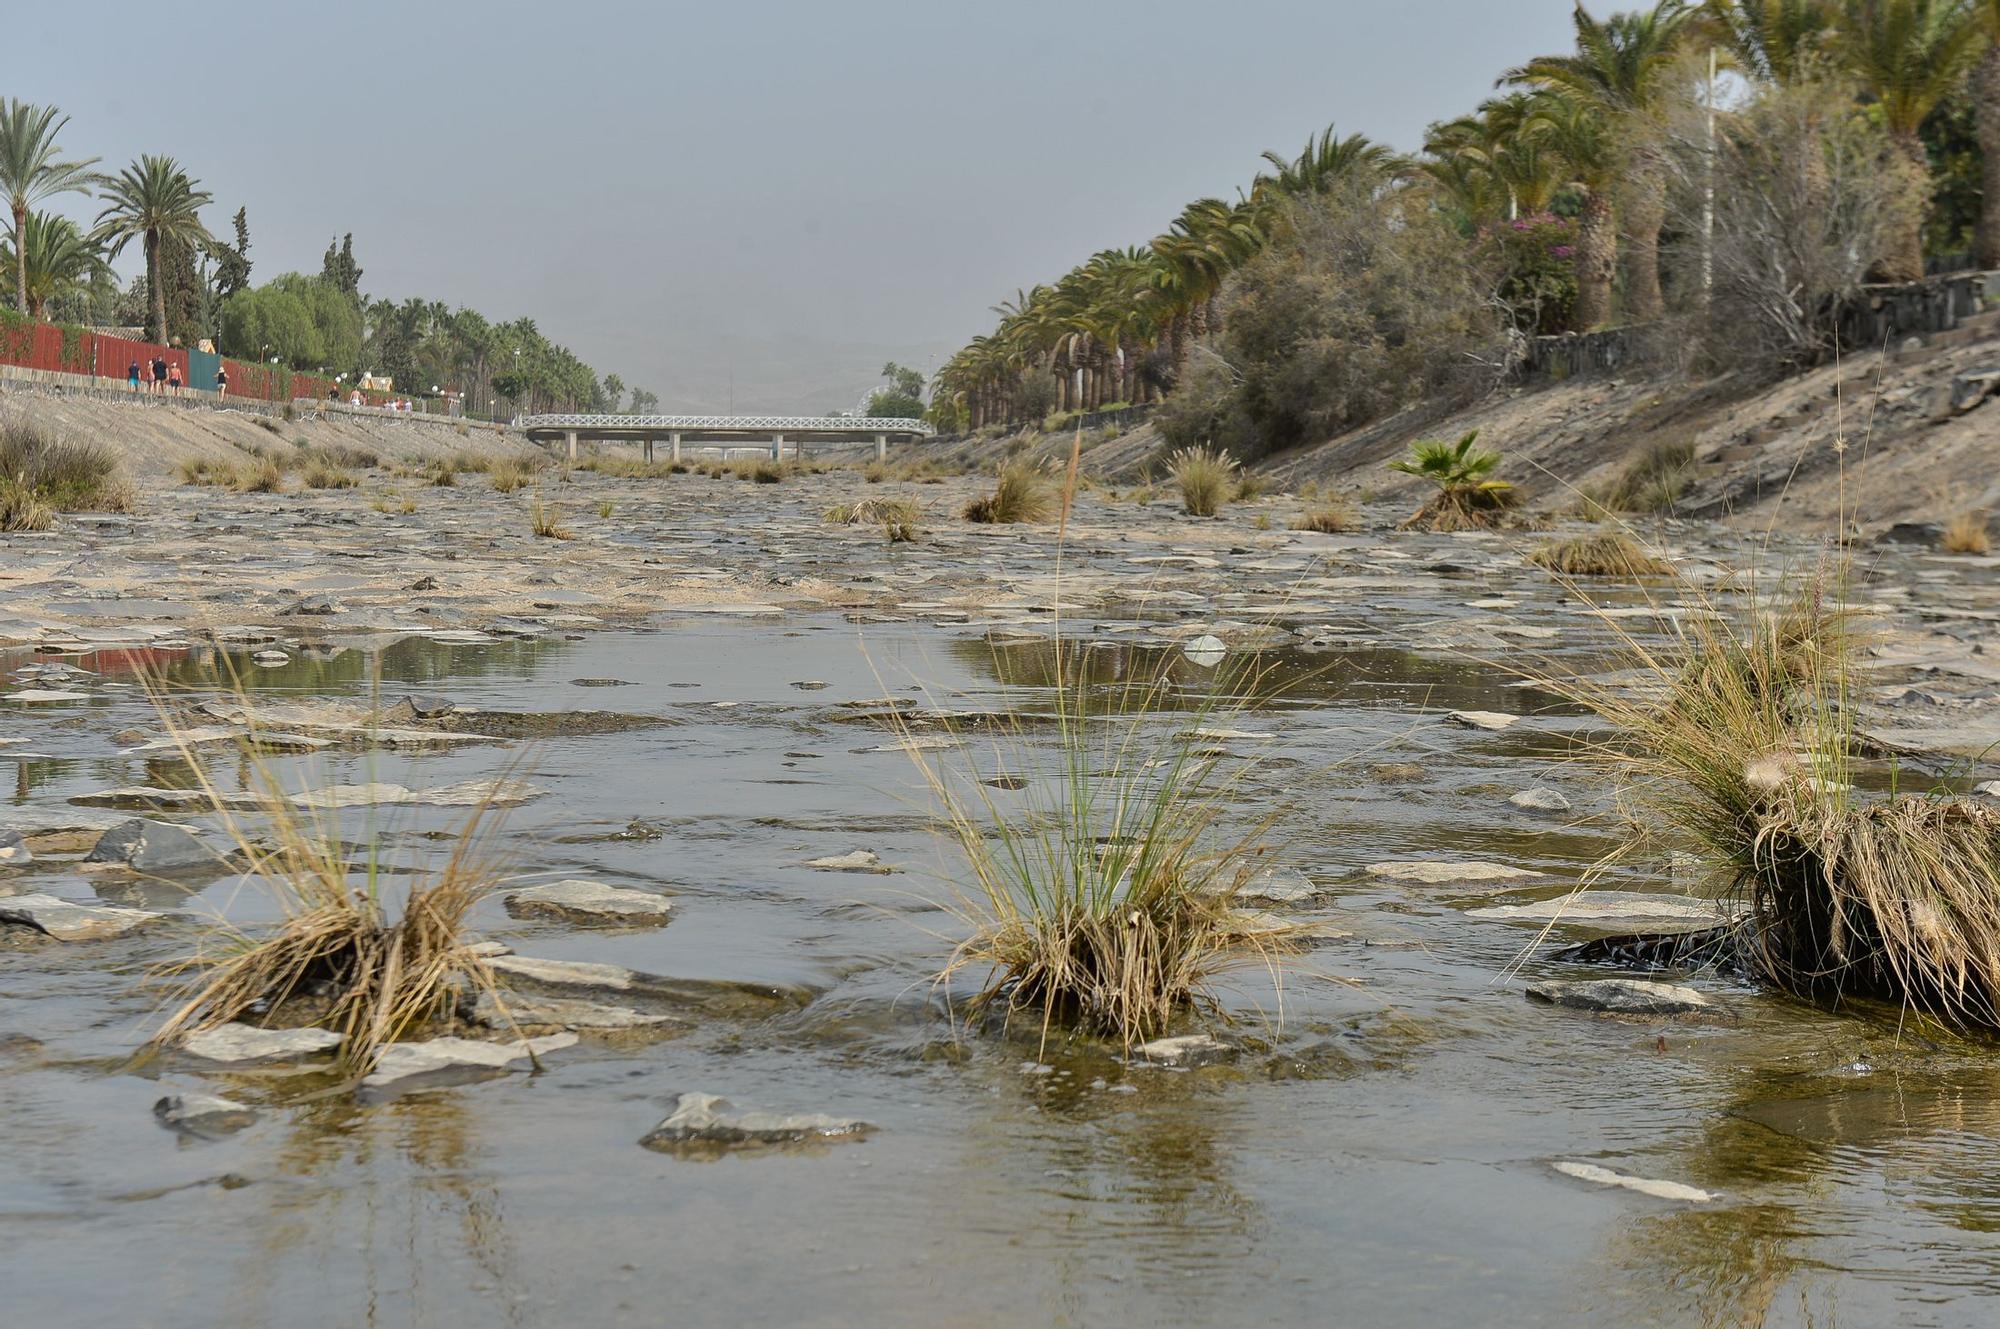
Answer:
[1836, 0, 1981, 279]
[601, 372, 625, 411]
[0, 211, 110, 318]
[220, 285, 321, 367]
[1506, 1, 1694, 322]
[92, 155, 214, 343]
[321, 233, 362, 301]
[629, 388, 659, 414]
[211, 207, 252, 304]
[0, 100, 103, 316]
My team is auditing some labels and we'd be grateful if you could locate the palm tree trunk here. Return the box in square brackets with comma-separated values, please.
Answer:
[1877, 131, 1931, 283]
[1169, 313, 1188, 379]
[1976, 45, 2000, 269]
[11, 204, 25, 315]
[1574, 190, 1617, 330]
[1620, 163, 1667, 323]
[147, 229, 166, 343]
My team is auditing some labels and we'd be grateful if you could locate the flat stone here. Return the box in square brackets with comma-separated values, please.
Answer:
[1133, 1034, 1234, 1068]
[488, 954, 816, 1016]
[402, 694, 457, 718]
[71, 777, 543, 812]
[1446, 710, 1519, 731]
[504, 878, 672, 926]
[83, 818, 224, 874]
[1366, 860, 1544, 885]
[0, 892, 158, 941]
[360, 1033, 577, 1095]
[1508, 787, 1572, 812]
[805, 848, 891, 873]
[639, 1092, 873, 1152]
[0, 830, 29, 866]
[1551, 1160, 1714, 1203]
[1527, 978, 1710, 1014]
[3, 689, 90, 702]
[1468, 892, 1719, 923]
[182, 1024, 344, 1065]
[0, 806, 127, 839]
[467, 989, 682, 1033]
[1182, 634, 1227, 665]
[154, 1093, 258, 1136]
[1235, 865, 1319, 904]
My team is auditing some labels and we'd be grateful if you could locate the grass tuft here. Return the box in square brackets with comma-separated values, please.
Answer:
[1290, 496, 1358, 534]
[0, 412, 129, 513]
[825, 497, 923, 526]
[300, 459, 359, 490]
[489, 457, 535, 492]
[231, 458, 285, 494]
[1167, 446, 1237, 517]
[530, 491, 573, 539]
[1943, 512, 1990, 555]
[1528, 532, 1673, 577]
[962, 461, 1052, 524]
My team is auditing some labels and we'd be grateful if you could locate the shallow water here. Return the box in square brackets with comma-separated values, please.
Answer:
[5, 602, 2000, 1327]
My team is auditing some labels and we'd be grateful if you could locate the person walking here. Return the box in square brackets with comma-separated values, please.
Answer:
[126, 360, 141, 393]
[214, 363, 229, 400]
[167, 362, 182, 396]
[150, 355, 168, 397]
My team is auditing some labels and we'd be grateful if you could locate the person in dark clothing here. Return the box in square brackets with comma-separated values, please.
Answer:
[150, 356, 167, 396]
[127, 361, 141, 392]
[215, 364, 229, 399]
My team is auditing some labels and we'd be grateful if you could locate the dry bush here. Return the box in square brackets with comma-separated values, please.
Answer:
[0, 411, 128, 512]
[1528, 532, 1674, 577]
[489, 457, 535, 492]
[530, 491, 573, 539]
[962, 461, 1052, 523]
[825, 497, 923, 525]
[231, 458, 286, 494]
[300, 459, 359, 489]
[1596, 440, 1696, 514]
[0, 476, 53, 531]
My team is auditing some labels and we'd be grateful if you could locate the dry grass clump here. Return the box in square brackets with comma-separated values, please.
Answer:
[300, 458, 360, 489]
[303, 443, 379, 470]
[1290, 495, 1358, 534]
[1167, 446, 1237, 517]
[0, 476, 54, 531]
[530, 491, 573, 539]
[370, 492, 417, 515]
[918, 647, 1303, 1050]
[176, 456, 224, 485]
[1528, 532, 1674, 577]
[231, 457, 286, 494]
[1390, 430, 1516, 531]
[825, 496, 923, 526]
[1596, 440, 1696, 515]
[1553, 567, 2000, 1028]
[1232, 469, 1270, 502]
[1943, 511, 1990, 555]
[963, 461, 1052, 524]
[428, 461, 458, 487]
[146, 711, 511, 1074]
[489, 456, 535, 492]
[862, 460, 889, 484]
[0, 412, 131, 514]
[446, 450, 494, 474]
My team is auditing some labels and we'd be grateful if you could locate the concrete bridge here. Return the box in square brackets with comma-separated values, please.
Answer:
[520, 414, 934, 463]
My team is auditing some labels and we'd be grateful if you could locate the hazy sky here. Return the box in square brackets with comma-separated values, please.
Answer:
[16, 1, 1581, 412]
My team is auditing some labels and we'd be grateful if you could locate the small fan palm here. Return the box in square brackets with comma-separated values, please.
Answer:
[1389, 430, 1516, 531]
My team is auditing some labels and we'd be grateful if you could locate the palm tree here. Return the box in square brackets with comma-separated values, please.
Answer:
[93, 156, 213, 343]
[1704, 0, 1839, 83]
[0, 211, 110, 317]
[1521, 89, 1624, 328]
[1971, 0, 2000, 265]
[1507, 2, 1695, 323]
[1252, 124, 1396, 211]
[0, 100, 103, 316]
[1423, 93, 1568, 224]
[1835, 0, 1980, 279]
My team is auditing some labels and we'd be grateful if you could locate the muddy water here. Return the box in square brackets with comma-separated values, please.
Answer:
[4, 609, 2000, 1328]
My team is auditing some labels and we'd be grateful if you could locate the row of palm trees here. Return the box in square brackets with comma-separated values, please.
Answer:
[0, 97, 608, 413]
[934, 0, 2000, 434]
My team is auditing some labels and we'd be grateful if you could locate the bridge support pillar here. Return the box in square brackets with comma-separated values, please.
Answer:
[642, 436, 654, 464]
[770, 433, 785, 461]
[564, 430, 578, 462]
[874, 432, 887, 462]
[670, 432, 682, 462]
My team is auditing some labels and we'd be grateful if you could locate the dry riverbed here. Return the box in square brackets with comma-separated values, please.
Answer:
[4, 458, 2000, 1327]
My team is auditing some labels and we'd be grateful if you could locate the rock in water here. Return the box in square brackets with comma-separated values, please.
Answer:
[1183, 635, 1227, 667]
[805, 848, 890, 873]
[1526, 978, 1710, 1014]
[1366, 861, 1543, 885]
[83, 818, 224, 874]
[182, 1024, 344, 1064]
[1447, 710, 1519, 731]
[154, 1093, 258, 1137]
[639, 1092, 873, 1152]
[361, 1033, 578, 1096]
[504, 879, 672, 926]
[1133, 1034, 1235, 1068]
[1551, 1160, 1714, 1203]
[0, 830, 31, 866]
[1508, 787, 1571, 813]
[1469, 893, 1718, 924]
[1235, 866, 1319, 905]
[0, 893, 158, 941]
[467, 989, 683, 1033]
